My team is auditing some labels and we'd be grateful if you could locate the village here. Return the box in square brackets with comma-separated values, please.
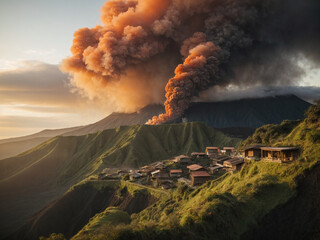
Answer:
[98, 145, 300, 190]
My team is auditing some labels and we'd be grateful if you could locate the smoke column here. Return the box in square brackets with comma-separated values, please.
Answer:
[62, 0, 320, 123]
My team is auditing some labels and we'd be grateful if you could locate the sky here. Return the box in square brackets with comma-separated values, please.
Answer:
[0, 0, 319, 139]
[0, 0, 107, 139]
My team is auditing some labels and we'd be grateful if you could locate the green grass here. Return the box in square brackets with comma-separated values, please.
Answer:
[60, 103, 320, 240]
[72, 207, 131, 239]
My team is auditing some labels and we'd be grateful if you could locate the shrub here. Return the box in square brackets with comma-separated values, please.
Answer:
[305, 100, 320, 124]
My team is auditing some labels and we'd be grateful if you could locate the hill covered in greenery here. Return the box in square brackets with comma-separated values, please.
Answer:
[40, 102, 320, 240]
[0, 122, 239, 239]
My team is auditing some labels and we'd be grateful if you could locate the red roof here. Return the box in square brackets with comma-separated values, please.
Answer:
[170, 169, 182, 173]
[187, 164, 203, 171]
[190, 171, 210, 177]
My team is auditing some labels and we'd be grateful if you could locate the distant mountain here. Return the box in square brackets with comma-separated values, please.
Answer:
[177, 95, 311, 128]
[0, 122, 239, 238]
[0, 95, 310, 159]
[0, 127, 83, 160]
[61, 104, 164, 136]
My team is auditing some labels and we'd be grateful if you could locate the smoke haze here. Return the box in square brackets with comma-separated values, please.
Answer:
[62, 0, 320, 122]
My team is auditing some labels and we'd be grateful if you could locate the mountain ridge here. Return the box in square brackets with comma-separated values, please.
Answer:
[0, 95, 311, 160]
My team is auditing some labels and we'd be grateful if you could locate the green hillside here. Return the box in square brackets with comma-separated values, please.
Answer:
[0, 122, 239, 238]
[47, 103, 320, 240]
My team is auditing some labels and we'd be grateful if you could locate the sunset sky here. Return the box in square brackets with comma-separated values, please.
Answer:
[0, 0, 106, 139]
[0, 0, 319, 139]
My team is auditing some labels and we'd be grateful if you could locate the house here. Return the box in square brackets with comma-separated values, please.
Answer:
[151, 169, 169, 180]
[129, 172, 143, 181]
[223, 147, 235, 156]
[187, 164, 205, 172]
[206, 147, 220, 157]
[261, 147, 299, 163]
[212, 156, 231, 165]
[156, 163, 166, 169]
[223, 158, 244, 171]
[137, 168, 153, 176]
[170, 169, 183, 178]
[244, 144, 265, 160]
[190, 171, 211, 186]
[191, 152, 207, 159]
[174, 155, 192, 164]
[207, 164, 224, 174]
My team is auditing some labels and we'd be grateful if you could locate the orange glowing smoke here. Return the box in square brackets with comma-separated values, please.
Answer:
[147, 37, 220, 124]
[62, 0, 316, 123]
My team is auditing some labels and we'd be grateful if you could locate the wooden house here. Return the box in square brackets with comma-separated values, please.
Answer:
[151, 169, 169, 180]
[223, 147, 235, 156]
[190, 171, 211, 186]
[174, 155, 192, 164]
[261, 147, 299, 163]
[223, 158, 244, 171]
[244, 144, 265, 160]
[212, 156, 231, 165]
[191, 152, 207, 159]
[187, 164, 205, 172]
[207, 164, 224, 174]
[206, 147, 220, 157]
[137, 168, 153, 176]
[170, 169, 183, 178]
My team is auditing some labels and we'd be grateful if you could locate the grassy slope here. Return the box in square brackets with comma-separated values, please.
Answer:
[15, 179, 168, 240]
[68, 106, 320, 240]
[0, 122, 239, 239]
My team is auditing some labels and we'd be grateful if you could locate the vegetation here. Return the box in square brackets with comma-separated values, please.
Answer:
[0, 122, 240, 237]
[48, 102, 320, 240]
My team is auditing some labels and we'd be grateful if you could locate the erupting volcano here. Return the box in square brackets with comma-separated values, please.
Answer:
[62, 0, 320, 124]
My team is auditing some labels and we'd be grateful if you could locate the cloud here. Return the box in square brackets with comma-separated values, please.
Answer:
[0, 61, 105, 139]
[197, 85, 320, 104]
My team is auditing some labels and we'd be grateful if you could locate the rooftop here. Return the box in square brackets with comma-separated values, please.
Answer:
[190, 171, 210, 177]
[244, 144, 266, 150]
[224, 158, 244, 166]
[206, 147, 220, 150]
[261, 147, 299, 151]
[187, 164, 203, 171]
[191, 152, 207, 155]
[170, 169, 183, 173]
[175, 155, 191, 159]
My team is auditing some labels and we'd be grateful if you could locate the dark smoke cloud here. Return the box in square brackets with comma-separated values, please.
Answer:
[62, 0, 320, 124]
[198, 85, 320, 104]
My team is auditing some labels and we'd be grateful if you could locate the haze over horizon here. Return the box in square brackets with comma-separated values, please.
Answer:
[0, 0, 319, 139]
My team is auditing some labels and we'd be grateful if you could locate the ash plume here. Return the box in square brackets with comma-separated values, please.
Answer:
[62, 0, 320, 122]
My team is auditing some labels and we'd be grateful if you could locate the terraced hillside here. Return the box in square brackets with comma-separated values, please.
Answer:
[0, 122, 240, 239]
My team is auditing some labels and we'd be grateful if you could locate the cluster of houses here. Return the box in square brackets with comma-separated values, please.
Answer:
[98, 144, 300, 190]
[99, 146, 245, 189]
